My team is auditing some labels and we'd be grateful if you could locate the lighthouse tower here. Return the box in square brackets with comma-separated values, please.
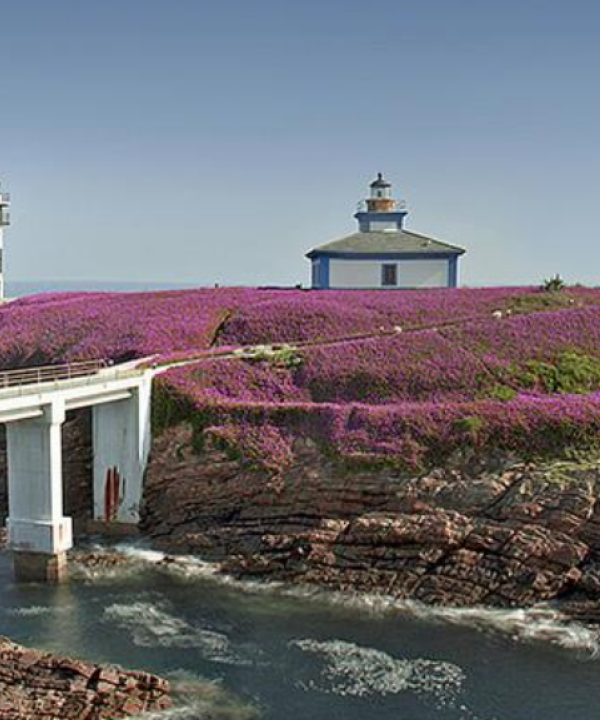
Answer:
[0, 185, 9, 300]
[354, 172, 409, 232]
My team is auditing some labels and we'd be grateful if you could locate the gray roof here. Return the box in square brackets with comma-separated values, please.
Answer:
[306, 230, 465, 257]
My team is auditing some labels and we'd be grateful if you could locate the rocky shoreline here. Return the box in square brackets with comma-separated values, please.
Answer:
[141, 423, 600, 622]
[0, 525, 171, 719]
[3, 415, 600, 718]
[0, 636, 171, 720]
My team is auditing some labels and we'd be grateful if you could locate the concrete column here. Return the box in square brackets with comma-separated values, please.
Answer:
[92, 375, 152, 531]
[6, 399, 73, 582]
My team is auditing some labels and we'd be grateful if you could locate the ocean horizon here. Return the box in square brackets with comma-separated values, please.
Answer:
[5, 280, 205, 298]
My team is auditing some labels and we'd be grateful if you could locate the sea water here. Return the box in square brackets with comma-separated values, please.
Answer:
[0, 545, 598, 720]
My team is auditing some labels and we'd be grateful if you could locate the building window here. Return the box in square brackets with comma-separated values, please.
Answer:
[381, 264, 397, 287]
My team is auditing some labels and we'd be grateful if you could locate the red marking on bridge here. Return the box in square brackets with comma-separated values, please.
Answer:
[104, 466, 121, 522]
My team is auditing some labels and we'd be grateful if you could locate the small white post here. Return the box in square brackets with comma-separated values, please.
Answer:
[0, 184, 9, 301]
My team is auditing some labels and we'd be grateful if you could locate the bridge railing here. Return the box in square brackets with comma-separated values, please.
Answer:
[0, 359, 110, 390]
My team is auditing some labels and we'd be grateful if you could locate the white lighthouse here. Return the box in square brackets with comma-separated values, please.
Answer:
[0, 184, 9, 300]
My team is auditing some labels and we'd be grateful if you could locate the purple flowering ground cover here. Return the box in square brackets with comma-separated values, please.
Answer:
[172, 331, 494, 404]
[0, 288, 252, 367]
[157, 364, 600, 471]
[5, 285, 600, 470]
[214, 285, 599, 345]
[1, 284, 598, 367]
[438, 305, 600, 363]
[164, 304, 600, 406]
[149, 285, 600, 470]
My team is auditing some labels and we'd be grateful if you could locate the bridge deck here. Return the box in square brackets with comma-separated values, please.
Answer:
[0, 359, 154, 422]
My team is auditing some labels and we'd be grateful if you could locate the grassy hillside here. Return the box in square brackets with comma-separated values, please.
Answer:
[4, 285, 600, 471]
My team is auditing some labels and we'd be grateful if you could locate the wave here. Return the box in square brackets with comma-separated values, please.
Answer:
[403, 603, 600, 657]
[103, 599, 256, 666]
[73, 543, 600, 657]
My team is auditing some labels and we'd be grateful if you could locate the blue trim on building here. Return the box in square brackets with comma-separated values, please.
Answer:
[448, 256, 459, 287]
[310, 251, 461, 261]
[310, 257, 330, 288]
[320, 256, 330, 288]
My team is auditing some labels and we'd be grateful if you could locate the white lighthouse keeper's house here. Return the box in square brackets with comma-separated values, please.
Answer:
[306, 174, 465, 289]
[0, 184, 9, 300]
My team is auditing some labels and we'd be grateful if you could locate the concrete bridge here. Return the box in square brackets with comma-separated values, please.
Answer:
[0, 359, 154, 581]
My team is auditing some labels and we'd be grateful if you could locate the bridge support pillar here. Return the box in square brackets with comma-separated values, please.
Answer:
[92, 376, 152, 529]
[6, 400, 73, 582]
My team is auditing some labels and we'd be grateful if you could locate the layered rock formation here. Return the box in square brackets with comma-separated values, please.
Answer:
[141, 423, 600, 617]
[0, 636, 170, 719]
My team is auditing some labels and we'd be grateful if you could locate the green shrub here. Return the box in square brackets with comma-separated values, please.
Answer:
[522, 351, 600, 394]
[505, 290, 577, 315]
[151, 384, 192, 435]
[542, 274, 566, 293]
[454, 415, 484, 435]
[486, 384, 518, 401]
[236, 344, 304, 369]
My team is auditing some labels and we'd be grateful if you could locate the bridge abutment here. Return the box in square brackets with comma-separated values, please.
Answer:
[6, 400, 73, 582]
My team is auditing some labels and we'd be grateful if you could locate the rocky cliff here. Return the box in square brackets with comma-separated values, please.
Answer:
[0, 636, 170, 719]
[141, 423, 600, 619]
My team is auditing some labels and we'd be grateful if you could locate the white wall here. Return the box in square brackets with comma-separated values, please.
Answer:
[329, 259, 449, 288]
[368, 220, 397, 231]
[329, 260, 383, 288]
[400, 260, 448, 288]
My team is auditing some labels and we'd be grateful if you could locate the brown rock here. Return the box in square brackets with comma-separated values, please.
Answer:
[0, 636, 171, 719]
[137, 424, 600, 615]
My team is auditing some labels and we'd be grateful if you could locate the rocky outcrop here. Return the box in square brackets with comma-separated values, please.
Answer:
[0, 636, 171, 719]
[141, 423, 600, 617]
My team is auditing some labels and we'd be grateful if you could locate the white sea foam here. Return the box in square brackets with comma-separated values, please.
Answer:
[291, 638, 499, 719]
[83, 543, 600, 656]
[103, 600, 253, 666]
[404, 603, 600, 656]
[291, 638, 465, 704]
[5, 605, 56, 617]
[118, 546, 167, 564]
[281, 588, 600, 656]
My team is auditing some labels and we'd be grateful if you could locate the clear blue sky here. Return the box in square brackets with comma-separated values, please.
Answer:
[1, 0, 599, 287]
